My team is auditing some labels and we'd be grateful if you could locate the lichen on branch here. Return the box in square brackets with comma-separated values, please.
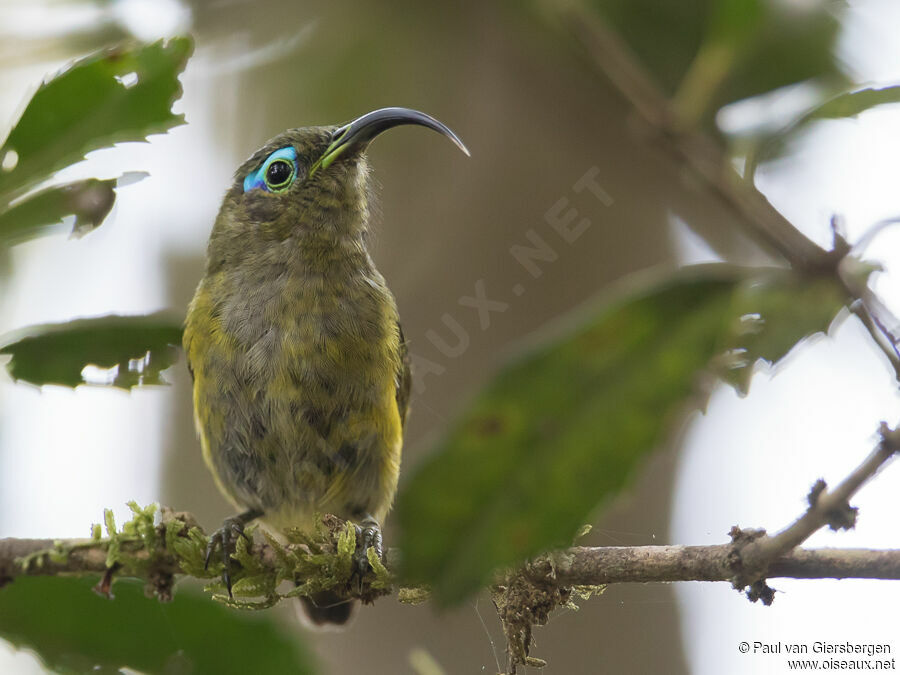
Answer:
[2, 503, 395, 610]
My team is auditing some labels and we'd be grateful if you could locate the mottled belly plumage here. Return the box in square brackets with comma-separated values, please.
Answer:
[185, 266, 405, 533]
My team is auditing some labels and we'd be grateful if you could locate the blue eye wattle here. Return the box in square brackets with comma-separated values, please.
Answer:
[243, 146, 298, 193]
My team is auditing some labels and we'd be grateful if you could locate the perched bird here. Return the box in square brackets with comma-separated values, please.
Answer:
[183, 108, 468, 626]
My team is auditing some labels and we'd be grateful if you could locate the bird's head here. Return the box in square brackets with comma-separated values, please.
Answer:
[206, 108, 468, 269]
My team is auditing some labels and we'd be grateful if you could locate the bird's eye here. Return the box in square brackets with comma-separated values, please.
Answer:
[243, 146, 298, 193]
[265, 160, 293, 190]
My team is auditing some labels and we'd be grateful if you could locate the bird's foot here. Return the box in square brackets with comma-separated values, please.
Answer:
[205, 509, 262, 597]
[352, 516, 383, 586]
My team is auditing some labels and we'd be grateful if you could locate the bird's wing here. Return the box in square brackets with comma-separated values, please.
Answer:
[182, 321, 195, 382]
[396, 322, 412, 427]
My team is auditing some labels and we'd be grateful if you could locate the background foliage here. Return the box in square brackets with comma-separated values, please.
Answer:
[1, 0, 899, 673]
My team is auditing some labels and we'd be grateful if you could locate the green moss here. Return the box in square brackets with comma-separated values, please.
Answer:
[367, 547, 392, 590]
[20, 504, 397, 612]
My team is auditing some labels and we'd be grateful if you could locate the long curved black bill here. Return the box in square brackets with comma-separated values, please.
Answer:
[310, 107, 469, 176]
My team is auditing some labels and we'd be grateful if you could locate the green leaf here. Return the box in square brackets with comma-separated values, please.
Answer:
[0, 178, 116, 245]
[0, 576, 315, 675]
[397, 270, 739, 604]
[576, 0, 846, 129]
[0, 313, 183, 389]
[0, 37, 192, 201]
[744, 85, 900, 180]
[705, 0, 764, 46]
[720, 272, 849, 394]
[583, 0, 845, 99]
[582, 0, 711, 94]
[397, 267, 851, 604]
[713, 0, 846, 113]
[799, 85, 900, 122]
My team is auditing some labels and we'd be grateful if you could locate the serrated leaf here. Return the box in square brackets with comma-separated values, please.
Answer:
[720, 272, 849, 394]
[0, 37, 192, 201]
[397, 270, 739, 604]
[0, 312, 183, 389]
[0, 576, 315, 674]
[0, 178, 116, 245]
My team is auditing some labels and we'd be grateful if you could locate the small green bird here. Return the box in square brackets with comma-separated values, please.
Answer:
[183, 108, 468, 626]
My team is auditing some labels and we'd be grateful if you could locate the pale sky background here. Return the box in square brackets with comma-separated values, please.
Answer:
[1, 0, 900, 673]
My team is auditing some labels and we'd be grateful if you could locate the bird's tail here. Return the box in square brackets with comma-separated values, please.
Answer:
[295, 588, 357, 629]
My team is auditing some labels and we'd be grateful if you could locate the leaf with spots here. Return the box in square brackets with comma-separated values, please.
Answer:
[397, 268, 739, 604]
[397, 266, 852, 604]
[0, 313, 184, 389]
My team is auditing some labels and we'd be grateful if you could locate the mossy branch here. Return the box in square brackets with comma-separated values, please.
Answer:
[2, 505, 899, 597]
[2, 501, 900, 675]
[0, 504, 399, 610]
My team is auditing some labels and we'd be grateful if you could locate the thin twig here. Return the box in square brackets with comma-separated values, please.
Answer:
[735, 423, 900, 587]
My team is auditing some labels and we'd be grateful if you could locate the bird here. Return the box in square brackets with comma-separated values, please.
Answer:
[183, 107, 468, 626]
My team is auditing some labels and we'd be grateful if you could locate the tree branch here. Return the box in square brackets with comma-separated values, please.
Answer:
[550, 545, 900, 585]
[2, 531, 899, 588]
[4, 14, 897, 675]
[564, 8, 900, 387]
[486, 12, 900, 672]
[734, 423, 900, 588]
[2, 500, 898, 675]
[563, 8, 831, 272]
[491, 426, 898, 672]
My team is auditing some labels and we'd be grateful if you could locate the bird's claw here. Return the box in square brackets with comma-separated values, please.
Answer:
[205, 516, 252, 597]
[352, 518, 383, 589]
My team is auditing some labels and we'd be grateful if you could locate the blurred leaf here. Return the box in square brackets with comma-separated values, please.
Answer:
[672, 0, 764, 124]
[798, 84, 900, 122]
[397, 270, 738, 603]
[706, 0, 763, 46]
[0, 576, 315, 674]
[575, 0, 846, 126]
[582, 0, 711, 93]
[397, 266, 852, 603]
[0, 313, 183, 389]
[0, 37, 192, 201]
[721, 273, 849, 394]
[745, 85, 900, 180]
[0, 178, 116, 245]
[714, 1, 846, 116]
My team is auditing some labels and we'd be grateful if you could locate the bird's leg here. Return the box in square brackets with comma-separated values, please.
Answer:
[205, 508, 263, 597]
[353, 514, 383, 583]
